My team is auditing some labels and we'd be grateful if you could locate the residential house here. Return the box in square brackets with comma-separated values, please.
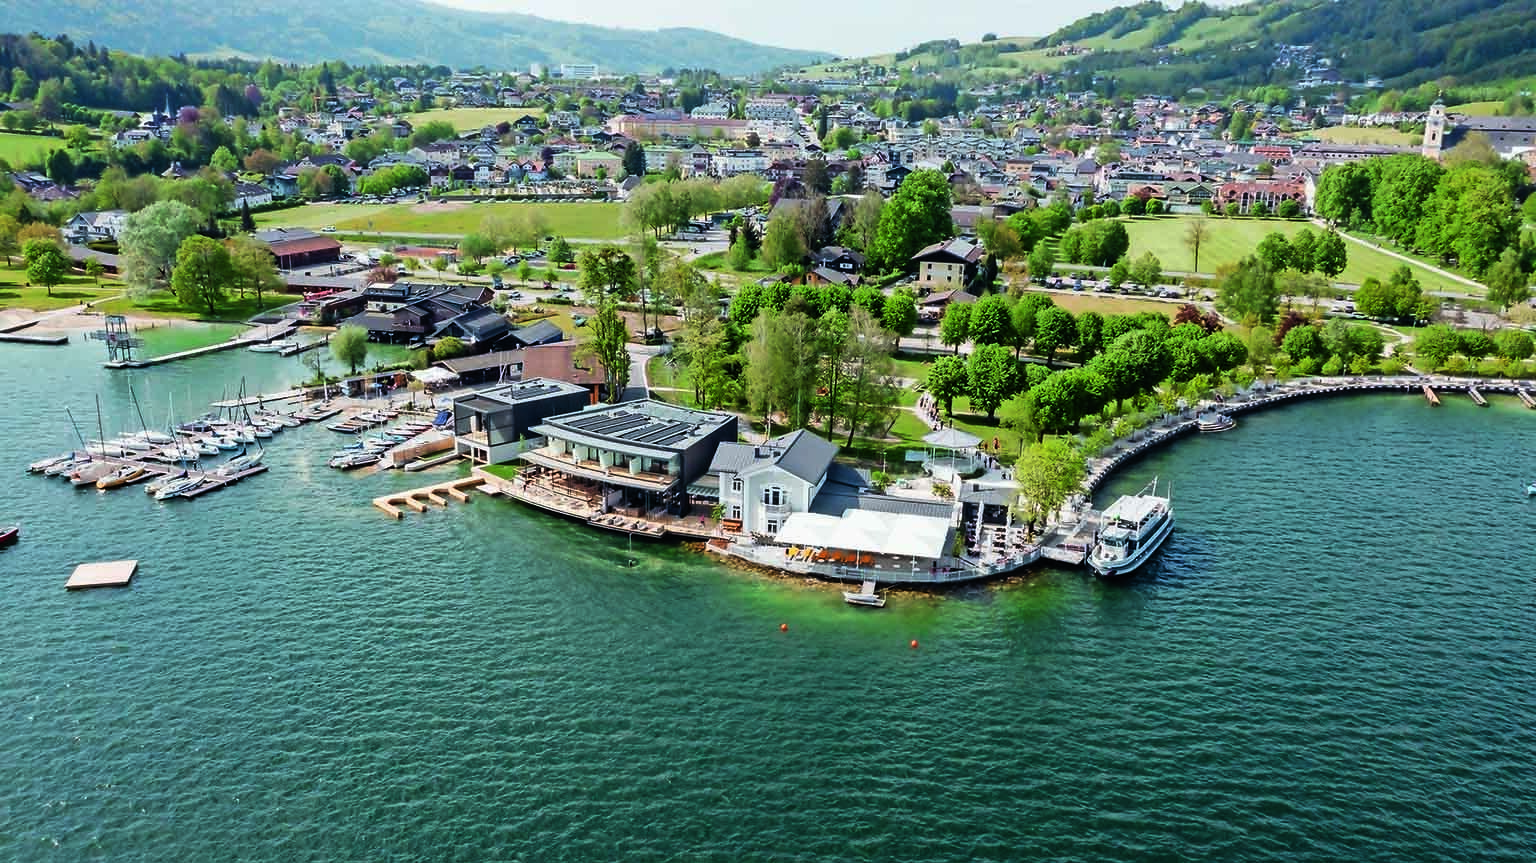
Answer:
[710, 429, 838, 535]
[64, 210, 129, 244]
[911, 238, 984, 285]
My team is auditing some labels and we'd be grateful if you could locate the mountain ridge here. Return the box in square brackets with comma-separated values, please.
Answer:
[0, 0, 829, 74]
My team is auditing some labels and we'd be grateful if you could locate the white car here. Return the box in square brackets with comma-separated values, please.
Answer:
[321, 225, 337, 233]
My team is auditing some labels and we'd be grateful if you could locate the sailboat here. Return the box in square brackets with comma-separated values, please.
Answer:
[96, 464, 147, 490]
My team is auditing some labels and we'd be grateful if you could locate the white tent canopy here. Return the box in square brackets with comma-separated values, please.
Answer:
[775, 510, 952, 560]
[410, 367, 459, 385]
[923, 427, 981, 449]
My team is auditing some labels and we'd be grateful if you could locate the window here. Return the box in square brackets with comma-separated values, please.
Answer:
[766, 520, 779, 534]
[761, 486, 785, 506]
[729, 505, 741, 520]
[730, 476, 742, 492]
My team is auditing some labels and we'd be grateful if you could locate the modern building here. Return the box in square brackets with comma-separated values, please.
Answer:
[558, 63, 599, 81]
[452, 378, 592, 464]
[519, 400, 738, 518]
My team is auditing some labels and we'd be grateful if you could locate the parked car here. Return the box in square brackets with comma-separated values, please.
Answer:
[321, 225, 337, 233]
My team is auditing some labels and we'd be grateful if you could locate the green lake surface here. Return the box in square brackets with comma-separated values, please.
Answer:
[2, 332, 1535, 861]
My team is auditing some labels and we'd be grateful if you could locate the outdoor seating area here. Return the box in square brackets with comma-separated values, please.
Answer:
[786, 546, 877, 566]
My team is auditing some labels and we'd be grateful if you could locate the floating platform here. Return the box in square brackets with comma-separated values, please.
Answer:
[1520, 389, 1536, 409]
[372, 477, 489, 519]
[0, 331, 68, 345]
[1468, 385, 1487, 406]
[66, 559, 138, 590]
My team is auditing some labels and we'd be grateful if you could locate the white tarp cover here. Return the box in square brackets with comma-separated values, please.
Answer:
[410, 367, 459, 385]
[775, 509, 951, 560]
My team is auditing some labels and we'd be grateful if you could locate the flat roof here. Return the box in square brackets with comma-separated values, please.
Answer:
[457, 377, 587, 408]
[775, 511, 951, 560]
[540, 400, 735, 453]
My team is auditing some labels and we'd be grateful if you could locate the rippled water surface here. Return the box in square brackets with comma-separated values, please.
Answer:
[3, 337, 1535, 861]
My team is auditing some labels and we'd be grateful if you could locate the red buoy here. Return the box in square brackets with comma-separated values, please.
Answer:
[780, 623, 789, 632]
[910, 639, 919, 649]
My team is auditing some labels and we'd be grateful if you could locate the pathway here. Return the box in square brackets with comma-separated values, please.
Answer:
[1316, 220, 1484, 292]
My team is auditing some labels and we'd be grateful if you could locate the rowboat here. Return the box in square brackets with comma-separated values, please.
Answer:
[0, 525, 17, 547]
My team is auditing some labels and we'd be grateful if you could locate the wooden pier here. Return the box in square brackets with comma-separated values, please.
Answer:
[1423, 384, 1441, 405]
[1467, 385, 1488, 406]
[104, 322, 296, 369]
[278, 336, 328, 357]
[372, 477, 490, 519]
[66, 559, 138, 590]
[1519, 389, 1536, 409]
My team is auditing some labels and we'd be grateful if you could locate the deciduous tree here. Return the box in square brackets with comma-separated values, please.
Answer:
[331, 324, 369, 374]
[966, 343, 1016, 418]
[23, 238, 68, 297]
[170, 234, 233, 315]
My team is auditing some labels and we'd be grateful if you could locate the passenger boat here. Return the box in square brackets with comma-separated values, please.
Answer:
[0, 524, 17, 547]
[1088, 479, 1174, 578]
[1526, 481, 1536, 498]
[96, 465, 146, 490]
[1196, 412, 1236, 433]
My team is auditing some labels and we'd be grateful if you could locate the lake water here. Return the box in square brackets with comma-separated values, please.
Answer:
[2, 333, 1534, 861]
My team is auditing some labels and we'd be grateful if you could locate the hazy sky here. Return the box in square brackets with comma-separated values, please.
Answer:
[424, 0, 1148, 58]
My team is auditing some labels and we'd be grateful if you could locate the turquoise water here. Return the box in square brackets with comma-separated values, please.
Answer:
[3, 336, 1536, 861]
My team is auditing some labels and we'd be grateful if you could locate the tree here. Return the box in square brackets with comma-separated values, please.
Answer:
[1415, 164, 1519, 276]
[577, 246, 636, 305]
[1412, 324, 1461, 370]
[1216, 256, 1280, 324]
[45, 149, 74, 185]
[210, 145, 238, 174]
[836, 309, 900, 444]
[1033, 306, 1077, 366]
[762, 211, 807, 269]
[22, 239, 68, 297]
[869, 169, 952, 272]
[938, 303, 970, 352]
[1250, 201, 1270, 218]
[0, 214, 19, 266]
[1483, 247, 1531, 312]
[83, 256, 104, 285]
[547, 236, 574, 264]
[1014, 436, 1086, 529]
[966, 343, 1016, 419]
[459, 233, 497, 263]
[847, 190, 884, 253]
[746, 310, 819, 431]
[967, 295, 1013, 346]
[119, 200, 203, 297]
[1145, 199, 1164, 216]
[1122, 196, 1146, 217]
[1028, 366, 1107, 433]
[170, 235, 233, 315]
[1255, 232, 1291, 273]
[239, 200, 256, 233]
[881, 287, 918, 336]
[802, 157, 830, 196]
[584, 300, 633, 404]
[1184, 218, 1210, 274]
[1289, 227, 1317, 275]
[726, 236, 754, 270]
[1315, 162, 1372, 227]
[227, 235, 284, 308]
[1129, 252, 1162, 288]
[1277, 199, 1302, 219]
[1313, 231, 1348, 279]
[925, 355, 968, 417]
[1225, 202, 1241, 218]
[1495, 329, 1535, 362]
[331, 324, 369, 374]
[622, 142, 645, 178]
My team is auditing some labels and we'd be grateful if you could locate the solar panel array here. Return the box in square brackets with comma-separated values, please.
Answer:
[561, 410, 700, 448]
[507, 383, 562, 401]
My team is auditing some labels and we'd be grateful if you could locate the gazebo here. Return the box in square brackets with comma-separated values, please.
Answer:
[923, 426, 981, 483]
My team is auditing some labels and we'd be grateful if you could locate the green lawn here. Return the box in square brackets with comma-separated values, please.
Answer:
[1301, 126, 1421, 147]
[1445, 101, 1503, 114]
[258, 200, 625, 240]
[482, 463, 520, 480]
[134, 322, 246, 356]
[406, 106, 545, 132]
[1122, 216, 1472, 294]
[96, 290, 299, 322]
[1033, 291, 1180, 318]
[693, 250, 774, 273]
[0, 265, 121, 311]
[0, 131, 65, 165]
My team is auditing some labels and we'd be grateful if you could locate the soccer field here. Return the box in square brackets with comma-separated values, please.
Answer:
[256, 200, 626, 240]
[1122, 216, 1476, 294]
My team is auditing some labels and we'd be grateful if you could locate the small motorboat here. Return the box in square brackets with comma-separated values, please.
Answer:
[248, 340, 297, 353]
[0, 524, 18, 547]
[1526, 482, 1536, 498]
[1196, 412, 1236, 433]
[841, 579, 886, 608]
[96, 465, 146, 490]
[216, 450, 265, 476]
[256, 411, 300, 428]
[328, 451, 381, 471]
[46, 458, 90, 477]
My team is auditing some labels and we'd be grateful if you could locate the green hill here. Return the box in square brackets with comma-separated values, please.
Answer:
[0, 0, 828, 75]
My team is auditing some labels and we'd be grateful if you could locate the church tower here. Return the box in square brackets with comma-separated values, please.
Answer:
[1422, 97, 1447, 160]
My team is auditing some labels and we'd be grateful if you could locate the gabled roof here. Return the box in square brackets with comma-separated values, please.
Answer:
[911, 238, 983, 265]
[712, 429, 837, 485]
[511, 319, 565, 347]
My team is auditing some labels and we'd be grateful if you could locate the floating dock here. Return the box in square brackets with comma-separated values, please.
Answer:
[1467, 385, 1487, 406]
[66, 559, 138, 590]
[1423, 384, 1441, 405]
[1520, 389, 1536, 409]
[372, 477, 492, 519]
[0, 331, 68, 344]
[105, 322, 297, 369]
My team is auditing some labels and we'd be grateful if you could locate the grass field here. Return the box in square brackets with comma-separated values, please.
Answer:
[1121, 216, 1472, 294]
[1445, 101, 1504, 115]
[134, 322, 246, 356]
[406, 107, 546, 132]
[0, 265, 120, 311]
[0, 131, 65, 166]
[1027, 291, 1179, 317]
[1303, 126, 1420, 147]
[257, 200, 625, 240]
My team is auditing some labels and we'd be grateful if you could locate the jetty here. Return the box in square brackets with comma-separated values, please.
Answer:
[0, 330, 68, 345]
[1467, 384, 1487, 406]
[278, 335, 328, 357]
[372, 476, 490, 518]
[104, 321, 297, 369]
[66, 559, 138, 590]
[1423, 384, 1441, 405]
[1519, 388, 1536, 409]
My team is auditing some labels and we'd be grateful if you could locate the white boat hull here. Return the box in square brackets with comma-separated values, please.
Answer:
[1089, 512, 1174, 577]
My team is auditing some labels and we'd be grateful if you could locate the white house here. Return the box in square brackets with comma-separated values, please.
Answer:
[64, 210, 129, 243]
[710, 430, 838, 535]
[709, 149, 769, 176]
[231, 181, 273, 210]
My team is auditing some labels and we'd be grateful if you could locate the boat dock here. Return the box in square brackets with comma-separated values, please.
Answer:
[105, 321, 297, 369]
[0, 330, 69, 345]
[1423, 384, 1441, 405]
[1520, 389, 1536, 409]
[278, 336, 328, 357]
[178, 464, 270, 497]
[372, 477, 490, 518]
[1468, 384, 1487, 406]
[66, 559, 139, 590]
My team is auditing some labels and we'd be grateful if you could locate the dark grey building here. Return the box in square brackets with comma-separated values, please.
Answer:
[452, 378, 592, 464]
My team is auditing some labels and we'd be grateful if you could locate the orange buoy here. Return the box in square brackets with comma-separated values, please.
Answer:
[910, 639, 919, 649]
[780, 623, 789, 632]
